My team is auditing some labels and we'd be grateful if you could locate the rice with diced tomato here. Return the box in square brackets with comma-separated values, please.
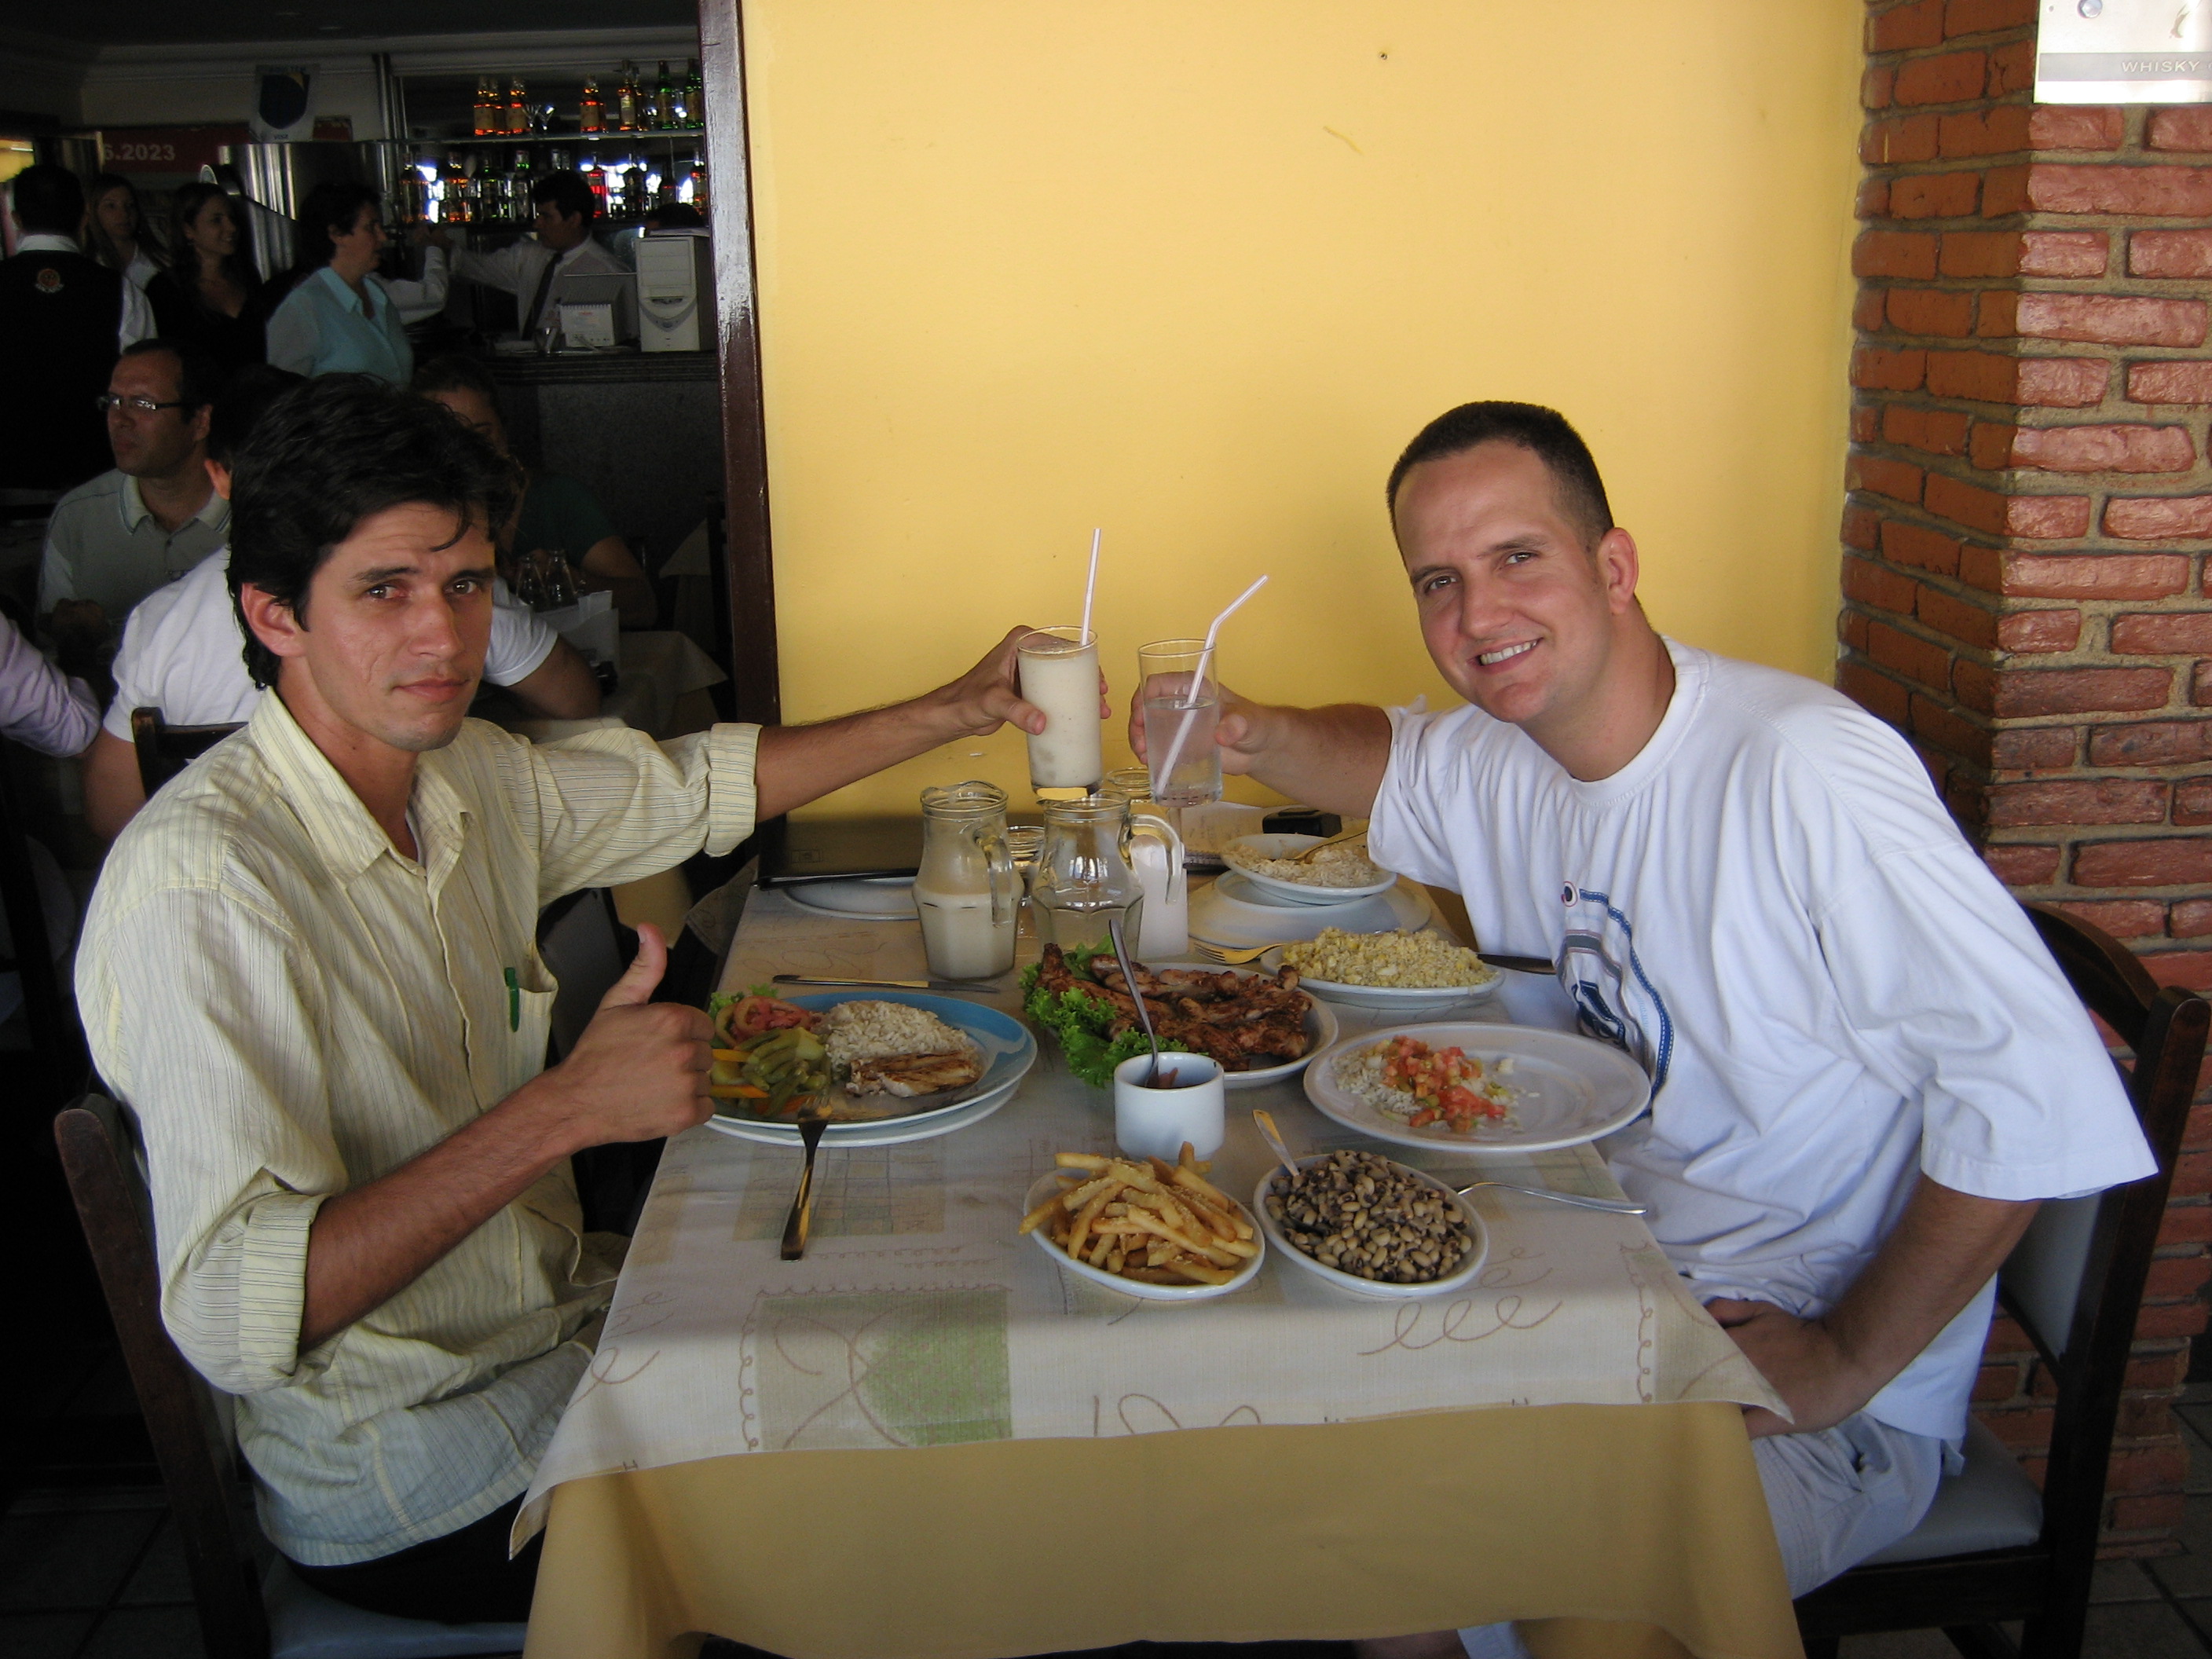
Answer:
[1332, 1035, 1520, 1134]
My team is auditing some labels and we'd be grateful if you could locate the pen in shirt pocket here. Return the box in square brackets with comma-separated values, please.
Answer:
[505, 967, 520, 1031]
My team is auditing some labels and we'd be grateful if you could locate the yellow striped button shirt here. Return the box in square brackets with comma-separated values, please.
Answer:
[77, 692, 759, 1566]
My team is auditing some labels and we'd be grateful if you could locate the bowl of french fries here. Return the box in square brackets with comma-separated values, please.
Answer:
[1020, 1145, 1265, 1302]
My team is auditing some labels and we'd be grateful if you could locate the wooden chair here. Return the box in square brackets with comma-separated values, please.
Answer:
[1795, 903, 2210, 1659]
[53, 1094, 527, 1658]
[130, 705, 242, 797]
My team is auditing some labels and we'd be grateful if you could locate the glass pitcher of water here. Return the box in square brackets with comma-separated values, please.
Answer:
[1030, 795, 1178, 956]
[915, 782, 1020, 979]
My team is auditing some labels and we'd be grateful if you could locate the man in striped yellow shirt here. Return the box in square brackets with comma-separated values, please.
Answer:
[77, 376, 1067, 1624]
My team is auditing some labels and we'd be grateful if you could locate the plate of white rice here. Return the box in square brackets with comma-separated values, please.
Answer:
[1302, 1022, 1652, 1154]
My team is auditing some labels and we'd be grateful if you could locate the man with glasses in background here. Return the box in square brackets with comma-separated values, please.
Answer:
[38, 339, 229, 673]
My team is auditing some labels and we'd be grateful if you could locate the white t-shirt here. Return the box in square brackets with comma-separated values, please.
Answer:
[1368, 639, 2154, 1441]
[101, 548, 562, 742]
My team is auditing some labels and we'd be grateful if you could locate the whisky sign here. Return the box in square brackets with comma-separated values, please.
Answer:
[2038, 0, 2212, 102]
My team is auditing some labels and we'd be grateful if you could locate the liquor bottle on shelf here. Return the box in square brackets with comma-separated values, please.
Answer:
[580, 157, 610, 215]
[691, 154, 709, 217]
[548, 145, 573, 174]
[471, 77, 493, 137]
[654, 61, 676, 129]
[617, 62, 640, 132]
[580, 77, 604, 134]
[684, 60, 704, 128]
[456, 156, 481, 225]
[668, 68, 689, 128]
[507, 78, 527, 136]
[621, 161, 648, 218]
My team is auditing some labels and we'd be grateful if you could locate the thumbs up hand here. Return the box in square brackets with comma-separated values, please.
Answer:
[547, 924, 717, 1144]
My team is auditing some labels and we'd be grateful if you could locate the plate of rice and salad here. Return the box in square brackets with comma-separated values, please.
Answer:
[1302, 1022, 1652, 1155]
[701, 988, 1037, 1148]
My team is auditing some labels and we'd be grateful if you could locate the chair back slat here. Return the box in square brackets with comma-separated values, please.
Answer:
[2008, 909, 2210, 1566]
[130, 706, 244, 797]
[53, 1096, 270, 1659]
[2000, 1191, 2101, 1368]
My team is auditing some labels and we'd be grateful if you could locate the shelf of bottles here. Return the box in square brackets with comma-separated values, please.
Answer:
[406, 60, 710, 228]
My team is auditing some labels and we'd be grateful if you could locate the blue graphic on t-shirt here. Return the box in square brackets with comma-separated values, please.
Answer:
[1558, 884, 1673, 1094]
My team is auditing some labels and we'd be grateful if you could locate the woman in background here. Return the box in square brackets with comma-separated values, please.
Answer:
[146, 182, 270, 381]
[85, 174, 160, 291]
[265, 182, 447, 384]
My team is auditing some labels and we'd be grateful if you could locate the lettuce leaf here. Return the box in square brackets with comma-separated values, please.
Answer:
[1019, 943, 1188, 1088]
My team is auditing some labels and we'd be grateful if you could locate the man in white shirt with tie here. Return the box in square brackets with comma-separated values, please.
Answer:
[430, 170, 624, 339]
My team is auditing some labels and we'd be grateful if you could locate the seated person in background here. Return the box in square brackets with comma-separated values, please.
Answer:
[266, 181, 449, 385]
[80, 368, 598, 840]
[641, 202, 704, 233]
[427, 170, 624, 339]
[413, 354, 656, 628]
[40, 339, 229, 677]
[79, 375, 1071, 1623]
[1129, 403, 2155, 1650]
[146, 182, 271, 383]
[1, 163, 155, 493]
[0, 606, 99, 760]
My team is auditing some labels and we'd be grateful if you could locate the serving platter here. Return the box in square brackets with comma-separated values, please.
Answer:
[782, 877, 918, 919]
[1251, 1157, 1489, 1299]
[704, 991, 1035, 1148]
[1187, 872, 1434, 947]
[1024, 1171, 1265, 1302]
[1302, 1021, 1651, 1155]
[1222, 833, 1399, 906]
[1258, 944, 1507, 1013]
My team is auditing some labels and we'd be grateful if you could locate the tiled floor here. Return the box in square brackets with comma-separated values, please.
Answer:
[16, 1397, 2212, 1656]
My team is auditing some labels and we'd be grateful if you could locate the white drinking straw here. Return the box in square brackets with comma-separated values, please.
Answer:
[1079, 527, 1101, 646]
[1153, 573, 1269, 790]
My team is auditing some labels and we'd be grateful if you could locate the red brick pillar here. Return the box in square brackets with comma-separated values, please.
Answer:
[1844, 0, 2212, 1555]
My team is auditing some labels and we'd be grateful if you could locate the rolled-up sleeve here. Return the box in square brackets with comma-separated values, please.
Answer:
[84, 884, 340, 1393]
[506, 721, 761, 902]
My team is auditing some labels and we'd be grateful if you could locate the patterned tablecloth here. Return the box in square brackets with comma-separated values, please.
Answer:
[518, 885, 1781, 1538]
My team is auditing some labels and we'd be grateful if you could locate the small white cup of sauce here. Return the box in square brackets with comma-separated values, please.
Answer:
[1113, 1051, 1226, 1162]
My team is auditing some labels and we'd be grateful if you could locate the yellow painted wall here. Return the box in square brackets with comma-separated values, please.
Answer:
[744, 0, 1865, 816]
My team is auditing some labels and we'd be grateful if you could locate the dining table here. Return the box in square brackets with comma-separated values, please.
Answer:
[516, 873, 1804, 1659]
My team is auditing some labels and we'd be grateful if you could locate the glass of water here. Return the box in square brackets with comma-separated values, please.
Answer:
[1137, 638, 1221, 806]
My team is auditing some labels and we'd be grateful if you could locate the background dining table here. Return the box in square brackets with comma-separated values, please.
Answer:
[517, 876, 1804, 1659]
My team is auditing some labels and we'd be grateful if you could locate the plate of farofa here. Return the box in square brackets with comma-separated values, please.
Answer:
[1020, 1147, 1265, 1302]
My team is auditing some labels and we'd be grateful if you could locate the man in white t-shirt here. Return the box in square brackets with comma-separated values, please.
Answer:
[82, 548, 596, 839]
[1135, 402, 2154, 1643]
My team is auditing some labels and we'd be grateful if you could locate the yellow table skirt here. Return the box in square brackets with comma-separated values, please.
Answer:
[522, 1401, 1801, 1659]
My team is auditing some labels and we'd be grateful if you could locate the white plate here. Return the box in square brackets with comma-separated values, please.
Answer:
[782, 877, 917, 919]
[1252, 1156, 1489, 1298]
[1024, 1171, 1265, 1302]
[1259, 945, 1506, 1012]
[1188, 872, 1434, 947]
[1222, 834, 1400, 906]
[1303, 1022, 1651, 1155]
[705, 1073, 1020, 1148]
[702, 991, 1035, 1146]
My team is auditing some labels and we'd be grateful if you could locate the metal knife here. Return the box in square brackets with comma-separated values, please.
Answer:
[771, 973, 1002, 992]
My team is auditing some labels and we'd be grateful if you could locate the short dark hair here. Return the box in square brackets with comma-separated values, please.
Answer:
[227, 376, 519, 689]
[294, 181, 381, 269]
[646, 203, 702, 230]
[119, 339, 222, 413]
[206, 364, 306, 465]
[530, 170, 595, 224]
[9, 164, 86, 236]
[1385, 401, 1614, 548]
[410, 353, 501, 412]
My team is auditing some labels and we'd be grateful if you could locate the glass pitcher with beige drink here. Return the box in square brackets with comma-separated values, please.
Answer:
[1028, 795, 1180, 956]
[914, 782, 1021, 980]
